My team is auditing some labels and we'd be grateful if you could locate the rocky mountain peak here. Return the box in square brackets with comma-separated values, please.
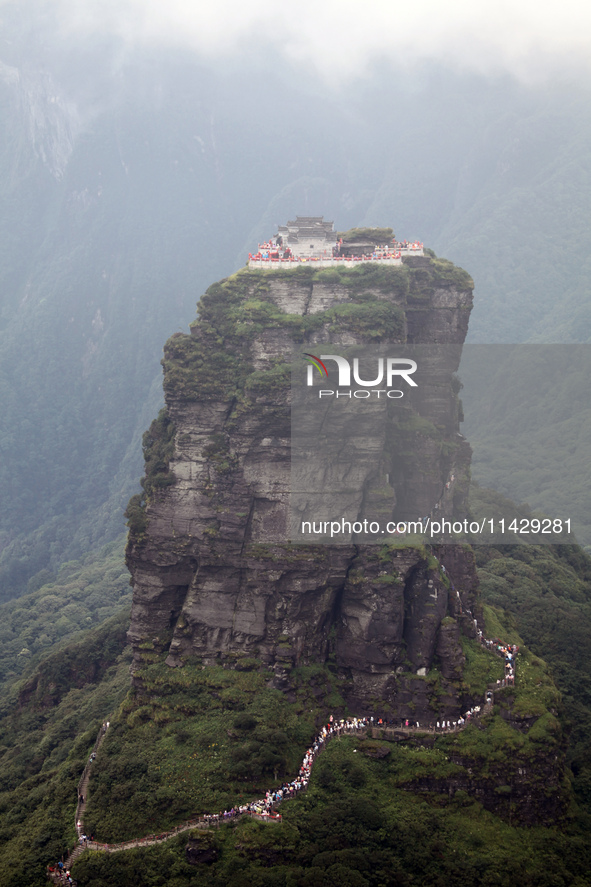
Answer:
[126, 256, 478, 717]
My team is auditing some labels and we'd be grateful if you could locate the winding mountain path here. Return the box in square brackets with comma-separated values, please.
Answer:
[48, 623, 516, 883]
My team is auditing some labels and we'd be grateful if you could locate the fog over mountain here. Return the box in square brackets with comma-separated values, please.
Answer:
[10, 0, 591, 82]
[1, 0, 591, 598]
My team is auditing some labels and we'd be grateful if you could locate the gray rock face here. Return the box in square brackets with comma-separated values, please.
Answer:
[126, 259, 478, 717]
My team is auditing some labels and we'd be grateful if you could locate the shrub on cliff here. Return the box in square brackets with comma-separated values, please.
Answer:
[337, 227, 394, 244]
[139, 409, 176, 499]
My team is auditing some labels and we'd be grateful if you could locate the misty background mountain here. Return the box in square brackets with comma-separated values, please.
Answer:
[1, 3, 591, 600]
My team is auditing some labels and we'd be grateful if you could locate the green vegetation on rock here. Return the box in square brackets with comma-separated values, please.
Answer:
[336, 226, 394, 243]
[0, 613, 131, 886]
[473, 533, 591, 817]
[73, 729, 591, 887]
[1, 588, 589, 886]
[154, 257, 467, 446]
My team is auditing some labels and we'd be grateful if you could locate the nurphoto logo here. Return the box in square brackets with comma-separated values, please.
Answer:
[303, 353, 418, 398]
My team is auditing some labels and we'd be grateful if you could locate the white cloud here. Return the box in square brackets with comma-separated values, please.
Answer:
[16, 0, 591, 83]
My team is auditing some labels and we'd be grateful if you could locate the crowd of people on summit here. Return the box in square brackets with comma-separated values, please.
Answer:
[249, 236, 423, 263]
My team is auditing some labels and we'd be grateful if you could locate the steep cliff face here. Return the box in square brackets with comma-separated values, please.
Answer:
[126, 258, 478, 716]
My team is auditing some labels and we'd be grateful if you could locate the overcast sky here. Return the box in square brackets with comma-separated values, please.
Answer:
[20, 0, 589, 85]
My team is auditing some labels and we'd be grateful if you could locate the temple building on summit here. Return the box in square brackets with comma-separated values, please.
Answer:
[276, 216, 338, 259]
[248, 216, 423, 270]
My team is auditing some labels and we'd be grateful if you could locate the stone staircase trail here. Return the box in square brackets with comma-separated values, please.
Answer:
[47, 715, 498, 878]
[74, 722, 110, 837]
[47, 628, 517, 882]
